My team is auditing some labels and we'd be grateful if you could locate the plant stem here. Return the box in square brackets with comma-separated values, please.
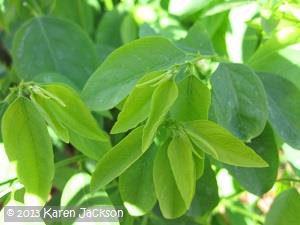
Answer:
[0, 178, 18, 187]
[276, 178, 300, 183]
[55, 155, 86, 169]
[141, 216, 148, 225]
[0, 155, 86, 187]
[223, 200, 264, 223]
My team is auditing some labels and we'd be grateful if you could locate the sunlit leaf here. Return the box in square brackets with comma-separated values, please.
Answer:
[2, 97, 54, 204]
[184, 120, 268, 167]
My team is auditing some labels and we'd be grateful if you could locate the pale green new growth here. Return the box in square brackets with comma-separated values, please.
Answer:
[2, 97, 54, 204]
[184, 120, 268, 167]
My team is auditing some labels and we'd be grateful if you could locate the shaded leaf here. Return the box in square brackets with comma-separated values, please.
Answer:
[177, 21, 215, 55]
[211, 63, 268, 140]
[188, 159, 219, 217]
[96, 9, 124, 47]
[12, 16, 98, 89]
[61, 173, 112, 207]
[119, 145, 157, 216]
[69, 130, 111, 161]
[153, 141, 187, 219]
[194, 149, 205, 180]
[265, 188, 300, 225]
[61, 173, 119, 225]
[168, 131, 195, 207]
[258, 73, 300, 149]
[226, 123, 279, 196]
[51, 0, 94, 34]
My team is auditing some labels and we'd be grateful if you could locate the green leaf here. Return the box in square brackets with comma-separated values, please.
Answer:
[119, 145, 156, 216]
[143, 78, 178, 151]
[249, 44, 300, 90]
[258, 73, 300, 149]
[32, 72, 77, 90]
[53, 166, 77, 191]
[153, 141, 187, 219]
[211, 63, 268, 140]
[194, 149, 205, 180]
[0, 102, 8, 142]
[171, 75, 210, 121]
[1, 97, 54, 204]
[111, 71, 163, 134]
[32, 94, 70, 143]
[184, 120, 268, 167]
[121, 14, 138, 44]
[68, 130, 111, 161]
[91, 126, 144, 192]
[225, 123, 279, 196]
[12, 16, 98, 89]
[61, 173, 113, 207]
[61, 173, 119, 225]
[96, 9, 124, 47]
[177, 22, 215, 55]
[248, 25, 300, 90]
[168, 131, 195, 207]
[34, 84, 107, 141]
[248, 24, 300, 67]
[265, 188, 300, 225]
[51, 0, 94, 34]
[188, 159, 219, 217]
[82, 37, 186, 111]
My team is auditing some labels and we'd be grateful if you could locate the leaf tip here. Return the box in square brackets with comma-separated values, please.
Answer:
[110, 125, 120, 134]
[90, 178, 98, 193]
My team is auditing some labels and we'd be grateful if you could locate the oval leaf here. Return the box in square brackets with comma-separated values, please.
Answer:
[91, 126, 144, 192]
[68, 130, 111, 161]
[51, 0, 94, 35]
[32, 94, 70, 143]
[34, 84, 107, 141]
[168, 131, 195, 207]
[61, 173, 119, 225]
[258, 73, 300, 149]
[61, 173, 113, 207]
[13, 16, 98, 89]
[119, 145, 157, 216]
[211, 63, 268, 140]
[171, 75, 211, 121]
[194, 149, 205, 180]
[188, 159, 219, 217]
[82, 37, 186, 111]
[143, 78, 178, 151]
[111, 71, 163, 134]
[1, 97, 54, 204]
[153, 141, 187, 219]
[225, 123, 279, 196]
[176, 21, 215, 55]
[184, 120, 268, 167]
[265, 188, 300, 225]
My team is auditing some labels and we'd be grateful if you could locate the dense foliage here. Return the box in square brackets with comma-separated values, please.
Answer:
[0, 0, 300, 224]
